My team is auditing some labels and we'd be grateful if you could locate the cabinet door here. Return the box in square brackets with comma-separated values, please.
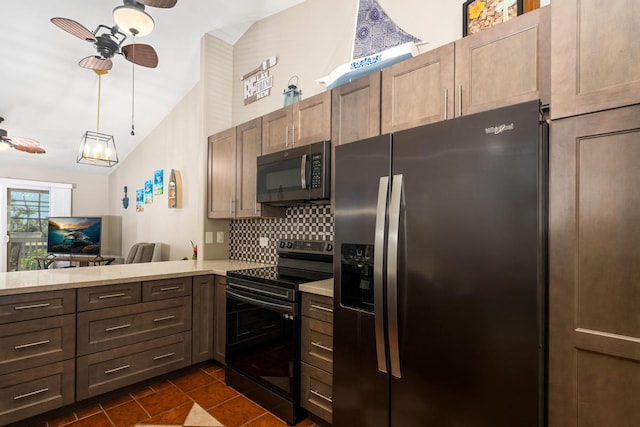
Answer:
[455, 6, 550, 117]
[213, 276, 226, 364]
[382, 43, 455, 133]
[294, 91, 331, 147]
[208, 127, 237, 218]
[236, 117, 262, 218]
[262, 106, 293, 154]
[551, 1, 640, 119]
[192, 275, 214, 363]
[549, 105, 640, 427]
[331, 73, 381, 147]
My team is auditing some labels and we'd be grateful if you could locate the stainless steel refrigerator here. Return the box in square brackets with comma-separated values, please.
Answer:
[333, 100, 547, 426]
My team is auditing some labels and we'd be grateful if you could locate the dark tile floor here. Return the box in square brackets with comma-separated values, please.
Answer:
[36, 362, 320, 427]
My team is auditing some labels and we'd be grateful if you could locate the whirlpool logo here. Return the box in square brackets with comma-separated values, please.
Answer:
[485, 123, 515, 135]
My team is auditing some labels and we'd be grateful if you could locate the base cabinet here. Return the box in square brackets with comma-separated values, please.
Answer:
[300, 293, 333, 424]
[213, 275, 226, 364]
[0, 290, 75, 426]
[192, 275, 215, 363]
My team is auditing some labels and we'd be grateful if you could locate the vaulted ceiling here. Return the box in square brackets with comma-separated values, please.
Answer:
[0, 0, 304, 174]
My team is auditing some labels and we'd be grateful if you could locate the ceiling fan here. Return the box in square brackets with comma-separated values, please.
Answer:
[0, 117, 46, 154]
[50, 0, 178, 71]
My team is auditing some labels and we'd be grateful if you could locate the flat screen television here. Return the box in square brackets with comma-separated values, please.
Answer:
[47, 217, 102, 256]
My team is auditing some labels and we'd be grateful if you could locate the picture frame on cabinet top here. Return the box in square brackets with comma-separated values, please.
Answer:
[463, 0, 524, 36]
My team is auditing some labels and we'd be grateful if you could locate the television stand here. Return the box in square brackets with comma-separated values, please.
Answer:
[35, 254, 116, 269]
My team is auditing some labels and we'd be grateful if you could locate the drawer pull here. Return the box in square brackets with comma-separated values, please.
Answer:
[154, 315, 176, 323]
[105, 364, 131, 374]
[14, 303, 51, 311]
[159, 286, 181, 292]
[98, 292, 126, 299]
[311, 341, 333, 353]
[105, 323, 131, 332]
[310, 304, 333, 313]
[15, 340, 51, 350]
[153, 352, 176, 361]
[14, 388, 49, 401]
[310, 389, 333, 403]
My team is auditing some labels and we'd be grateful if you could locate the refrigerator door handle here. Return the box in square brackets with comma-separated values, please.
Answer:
[387, 174, 403, 378]
[374, 176, 389, 374]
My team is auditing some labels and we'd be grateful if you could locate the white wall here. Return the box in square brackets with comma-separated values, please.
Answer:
[0, 165, 109, 216]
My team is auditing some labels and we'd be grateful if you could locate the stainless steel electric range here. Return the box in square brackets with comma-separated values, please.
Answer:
[225, 239, 333, 425]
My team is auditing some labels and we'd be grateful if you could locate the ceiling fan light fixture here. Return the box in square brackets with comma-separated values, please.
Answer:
[113, 3, 155, 36]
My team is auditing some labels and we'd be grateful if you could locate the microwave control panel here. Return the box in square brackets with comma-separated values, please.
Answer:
[311, 153, 323, 189]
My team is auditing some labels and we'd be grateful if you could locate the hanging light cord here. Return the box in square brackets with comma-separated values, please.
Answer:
[96, 71, 102, 134]
[131, 37, 136, 136]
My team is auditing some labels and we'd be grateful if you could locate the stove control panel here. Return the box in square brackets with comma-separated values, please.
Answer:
[277, 239, 334, 254]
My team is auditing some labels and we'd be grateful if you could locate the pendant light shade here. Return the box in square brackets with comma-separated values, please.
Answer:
[77, 131, 119, 167]
[113, 3, 155, 36]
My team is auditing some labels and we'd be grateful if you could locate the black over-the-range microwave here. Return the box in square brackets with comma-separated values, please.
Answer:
[256, 141, 330, 205]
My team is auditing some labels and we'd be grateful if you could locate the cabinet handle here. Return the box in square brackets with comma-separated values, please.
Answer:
[153, 315, 176, 323]
[292, 125, 296, 145]
[311, 341, 333, 353]
[105, 323, 131, 332]
[14, 303, 50, 310]
[98, 292, 126, 299]
[310, 389, 333, 403]
[310, 304, 333, 313]
[458, 84, 462, 117]
[104, 364, 131, 374]
[14, 388, 49, 401]
[159, 286, 181, 292]
[444, 88, 448, 120]
[15, 339, 50, 350]
[153, 352, 176, 361]
[285, 125, 289, 147]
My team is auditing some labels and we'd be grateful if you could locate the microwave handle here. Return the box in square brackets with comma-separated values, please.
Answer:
[301, 154, 307, 189]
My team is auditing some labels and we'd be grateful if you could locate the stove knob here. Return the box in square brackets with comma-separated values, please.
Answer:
[278, 241, 286, 249]
[286, 241, 293, 249]
[326, 243, 333, 252]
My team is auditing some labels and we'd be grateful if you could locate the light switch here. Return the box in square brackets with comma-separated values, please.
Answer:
[205, 232, 213, 244]
[216, 232, 224, 243]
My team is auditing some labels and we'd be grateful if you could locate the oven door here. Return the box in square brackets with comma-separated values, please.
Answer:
[225, 286, 299, 400]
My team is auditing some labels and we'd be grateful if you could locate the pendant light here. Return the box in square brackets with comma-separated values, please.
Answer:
[77, 70, 119, 167]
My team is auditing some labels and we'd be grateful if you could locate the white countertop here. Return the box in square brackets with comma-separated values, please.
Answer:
[0, 260, 269, 296]
[299, 278, 333, 297]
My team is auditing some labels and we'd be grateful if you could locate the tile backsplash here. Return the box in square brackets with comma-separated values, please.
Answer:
[230, 204, 334, 264]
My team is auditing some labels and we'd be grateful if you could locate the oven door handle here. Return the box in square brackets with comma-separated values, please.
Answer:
[227, 289, 296, 316]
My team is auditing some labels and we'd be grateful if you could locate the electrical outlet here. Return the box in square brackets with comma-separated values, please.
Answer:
[205, 232, 213, 244]
[259, 237, 269, 247]
[216, 231, 224, 243]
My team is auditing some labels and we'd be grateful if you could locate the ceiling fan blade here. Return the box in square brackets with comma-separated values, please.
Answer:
[51, 17, 96, 42]
[7, 137, 46, 154]
[122, 44, 158, 68]
[79, 56, 114, 71]
[137, 0, 177, 8]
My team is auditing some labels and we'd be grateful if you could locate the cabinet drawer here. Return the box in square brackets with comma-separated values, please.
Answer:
[0, 290, 75, 324]
[301, 316, 333, 373]
[0, 314, 75, 375]
[77, 296, 192, 356]
[302, 293, 333, 323]
[0, 359, 74, 426]
[301, 362, 333, 424]
[143, 277, 192, 301]
[76, 332, 191, 400]
[77, 282, 141, 311]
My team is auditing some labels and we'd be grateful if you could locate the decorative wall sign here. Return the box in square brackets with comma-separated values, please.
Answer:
[136, 189, 144, 212]
[463, 0, 524, 36]
[144, 179, 153, 203]
[242, 56, 277, 105]
[168, 169, 182, 209]
[154, 169, 163, 195]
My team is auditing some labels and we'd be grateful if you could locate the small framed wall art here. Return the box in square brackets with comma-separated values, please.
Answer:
[463, 0, 524, 37]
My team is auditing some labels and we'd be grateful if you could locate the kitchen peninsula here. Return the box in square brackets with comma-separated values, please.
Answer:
[0, 260, 267, 426]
